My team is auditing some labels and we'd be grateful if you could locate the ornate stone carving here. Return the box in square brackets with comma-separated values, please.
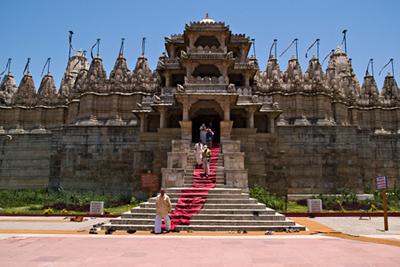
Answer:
[0, 73, 17, 105]
[60, 50, 89, 98]
[131, 56, 158, 93]
[13, 74, 37, 106]
[358, 73, 379, 106]
[84, 57, 108, 92]
[37, 74, 59, 105]
[109, 55, 130, 92]
[381, 74, 399, 104]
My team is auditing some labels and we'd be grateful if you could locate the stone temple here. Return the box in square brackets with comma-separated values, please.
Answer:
[0, 15, 399, 199]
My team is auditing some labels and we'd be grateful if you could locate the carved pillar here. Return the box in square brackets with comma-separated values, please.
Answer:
[188, 34, 195, 49]
[244, 72, 250, 87]
[165, 72, 171, 87]
[220, 120, 233, 141]
[139, 113, 146, 132]
[182, 101, 189, 121]
[158, 106, 167, 129]
[169, 45, 175, 59]
[241, 45, 246, 62]
[246, 106, 257, 128]
[222, 99, 230, 121]
[269, 117, 275, 133]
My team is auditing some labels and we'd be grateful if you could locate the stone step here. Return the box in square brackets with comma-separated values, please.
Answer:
[165, 193, 249, 199]
[130, 207, 275, 215]
[103, 224, 306, 232]
[121, 213, 284, 221]
[139, 202, 266, 210]
[165, 188, 243, 194]
[184, 181, 226, 185]
[183, 184, 225, 187]
[109, 218, 296, 227]
[147, 198, 257, 204]
[184, 179, 225, 183]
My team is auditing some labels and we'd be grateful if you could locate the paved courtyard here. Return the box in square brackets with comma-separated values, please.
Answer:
[0, 216, 399, 266]
[0, 234, 399, 267]
[310, 217, 400, 237]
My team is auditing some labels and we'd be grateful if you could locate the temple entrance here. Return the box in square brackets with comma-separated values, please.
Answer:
[192, 114, 221, 143]
[190, 100, 223, 143]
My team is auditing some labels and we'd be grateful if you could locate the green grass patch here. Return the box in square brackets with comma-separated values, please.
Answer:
[0, 189, 141, 215]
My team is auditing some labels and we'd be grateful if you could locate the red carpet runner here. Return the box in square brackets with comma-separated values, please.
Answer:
[165, 145, 219, 230]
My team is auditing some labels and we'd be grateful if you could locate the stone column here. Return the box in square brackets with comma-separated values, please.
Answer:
[139, 113, 146, 132]
[223, 100, 230, 121]
[269, 117, 275, 133]
[247, 107, 256, 128]
[244, 72, 250, 87]
[220, 120, 233, 141]
[188, 34, 195, 49]
[159, 106, 167, 129]
[165, 72, 171, 87]
[182, 101, 189, 121]
[169, 45, 175, 59]
[241, 45, 246, 62]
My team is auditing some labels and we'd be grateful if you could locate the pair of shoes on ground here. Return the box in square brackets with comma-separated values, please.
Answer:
[151, 230, 170, 234]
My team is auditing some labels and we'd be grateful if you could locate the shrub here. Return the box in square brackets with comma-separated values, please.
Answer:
[249, 185, 285, 211]
[43, 207, 54, 214]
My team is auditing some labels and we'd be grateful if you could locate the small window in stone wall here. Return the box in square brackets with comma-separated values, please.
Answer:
[255, 115, 268, 133]
[228, 74, 244, 86]
[147, 115, 160, 132]
[231, 110, 246, 128]
[194, 36, 220, 47]
[168, 113, 182, 128]
[172, 74, 185, 86]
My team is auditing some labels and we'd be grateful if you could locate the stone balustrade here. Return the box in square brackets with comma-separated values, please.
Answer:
[185, 76, 228, 85]
[188, 46, 227, 54]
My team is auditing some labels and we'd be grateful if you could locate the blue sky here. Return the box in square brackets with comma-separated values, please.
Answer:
[0, 0, 399, 89]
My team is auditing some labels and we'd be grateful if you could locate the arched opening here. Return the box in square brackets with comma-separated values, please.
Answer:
[192, 64, 221, 77]
[228, 73, 244, 86]
[231, 109, 246, 128]
[172, 74, 185, 86]
[194, 36, 220, 47]
[190, 100, 223, 143]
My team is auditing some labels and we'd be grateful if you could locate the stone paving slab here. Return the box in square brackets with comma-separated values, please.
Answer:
[0, 216, 109, 231]
[309, 217, 400, 236]
[0, 235, 399, 266]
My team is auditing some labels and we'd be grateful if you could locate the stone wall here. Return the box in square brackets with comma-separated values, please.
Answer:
[50, 126, 141, 196]
[233, 126, 400, 195]
[0, 133, 51, 189]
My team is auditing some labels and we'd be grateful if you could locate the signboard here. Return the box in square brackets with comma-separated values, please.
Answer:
[90, 201, 104, 215]
[376, 176, 388, 190]
[307, 199, 322, 213]
[141, 172, 160, 192]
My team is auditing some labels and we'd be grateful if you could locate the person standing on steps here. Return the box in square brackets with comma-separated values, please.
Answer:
[202, 145, 211, 177]
[199, 123, 207, 145]
[206, 127, 214, 148]
[194, 141, 203, 168]
[154, 189, 172, 234]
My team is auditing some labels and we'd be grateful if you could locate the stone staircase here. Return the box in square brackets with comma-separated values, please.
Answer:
[103, 141, 305, 232]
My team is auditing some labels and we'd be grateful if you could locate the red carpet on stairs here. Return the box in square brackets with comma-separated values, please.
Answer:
[164, 145, 220, 230]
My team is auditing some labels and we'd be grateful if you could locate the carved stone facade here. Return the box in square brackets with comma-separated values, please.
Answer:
[0, 16, 399, 195]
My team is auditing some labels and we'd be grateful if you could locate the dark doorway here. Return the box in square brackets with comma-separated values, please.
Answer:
[192, 115, 221, 144]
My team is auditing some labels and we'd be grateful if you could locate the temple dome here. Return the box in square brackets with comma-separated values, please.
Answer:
[199, 13, 215, 24]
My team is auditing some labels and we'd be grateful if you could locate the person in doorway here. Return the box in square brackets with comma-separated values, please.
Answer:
[202, 145, 211, 177]
[206, 127, 214, 148]
[194, 141, 203, 168]
[154, 189, 172, 234]
[199, 123, 207, 145]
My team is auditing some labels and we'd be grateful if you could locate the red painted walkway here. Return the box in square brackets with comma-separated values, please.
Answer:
[168, 145, 219, 229]
[0, 235, 399, 266]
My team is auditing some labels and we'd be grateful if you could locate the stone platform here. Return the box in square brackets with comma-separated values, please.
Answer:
[104, 140, 305, 232]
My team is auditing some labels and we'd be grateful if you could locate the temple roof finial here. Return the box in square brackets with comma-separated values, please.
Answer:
[200, 13, 215, 24]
